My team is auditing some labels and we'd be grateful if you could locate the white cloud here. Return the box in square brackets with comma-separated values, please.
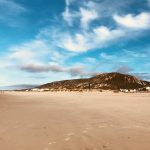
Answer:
[0, 0, 27, 26]
[0, 0, 26, 12]
[19, 62, 97, 77]
[61, 33, 89, 52]
[84, 57, 97, 63]
[80, 7, 98, 29]
[62, 7, 74, 25]
[69, 66, 98, 77]
[0, 34, 78, 80]
[93, 26, 123, 42]
[0, 75, 9, 86]
[6, 37, 75, 66]
[100, 53, 116, 60]
[62, 0, 99, 28]
[8, 40, 50, 64]
[65, 0, 75, 6]
[61, 11, 150, 52]
[116, 66, 133, 74]
[20, 63, 67, 73]
[61, 1, 150, 52]
[134, 73, 150, 81]
[60, 26, 124, 52]
[114, 12, 150, 29]
[62, 0, 78, 25]
[123, 49, 147, 58]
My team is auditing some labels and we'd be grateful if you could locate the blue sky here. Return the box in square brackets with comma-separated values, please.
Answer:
[0, 0, 150, 86]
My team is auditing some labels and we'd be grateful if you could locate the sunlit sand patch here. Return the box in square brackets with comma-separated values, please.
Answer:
[52, 141, 56, 144]
[98, 124, 115, 128]
[82, 130, 88, 133]
[66, 132, 74, 136]
[85, 126, 92, 130]
[64, 137, 71, 141]
[134, 125, 145, 129]
[109, 124, 115, 127]
[48, 142, 52, 145]
[122, 125, 146, 129]
[98, 125, 107, 128]
[13, 125, 19, 129]
[48, 141, 56, 145]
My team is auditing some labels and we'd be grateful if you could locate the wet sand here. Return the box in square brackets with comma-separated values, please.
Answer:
[0, 92, 150, 150]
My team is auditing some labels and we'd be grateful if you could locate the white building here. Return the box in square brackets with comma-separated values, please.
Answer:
[146, 87, 150, 91]
[120, 89, 129, 93]
[31, 88, 39, 91]
[31, 88, 50, 92]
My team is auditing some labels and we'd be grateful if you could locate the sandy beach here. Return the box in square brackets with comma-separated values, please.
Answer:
[0, 92, 150, 150]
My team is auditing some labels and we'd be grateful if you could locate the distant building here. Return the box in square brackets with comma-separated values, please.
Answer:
[129, 89, 137, 93]
[146, 87, 150, 92]
[31, 88, 39, 91]
[31, 88, 50, 92]
[120, 89, 129, 93]
[120, 89, 138, 93]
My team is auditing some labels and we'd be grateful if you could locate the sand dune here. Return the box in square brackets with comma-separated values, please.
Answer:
[0, 92, 150, 150]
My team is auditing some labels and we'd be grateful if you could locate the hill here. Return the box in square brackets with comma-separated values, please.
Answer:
[38, 72, 150, 91]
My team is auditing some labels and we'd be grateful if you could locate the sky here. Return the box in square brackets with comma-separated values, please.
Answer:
[0, 0, 150, 86]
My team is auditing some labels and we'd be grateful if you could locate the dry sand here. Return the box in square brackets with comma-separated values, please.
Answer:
[0, 91, 150, 150]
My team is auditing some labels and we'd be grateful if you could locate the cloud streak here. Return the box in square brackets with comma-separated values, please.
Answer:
[116, 66, 133, 74]
[80, 7, 98, 29]
[20, 64, 66, 73]
[19, 63, 98, 77]
[59, 26, 124, 52]
[114, 12, 150, 30]
[0, 0, 27, 26]
[60, 1, 150, 52]
[0, 0, 26, 12]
